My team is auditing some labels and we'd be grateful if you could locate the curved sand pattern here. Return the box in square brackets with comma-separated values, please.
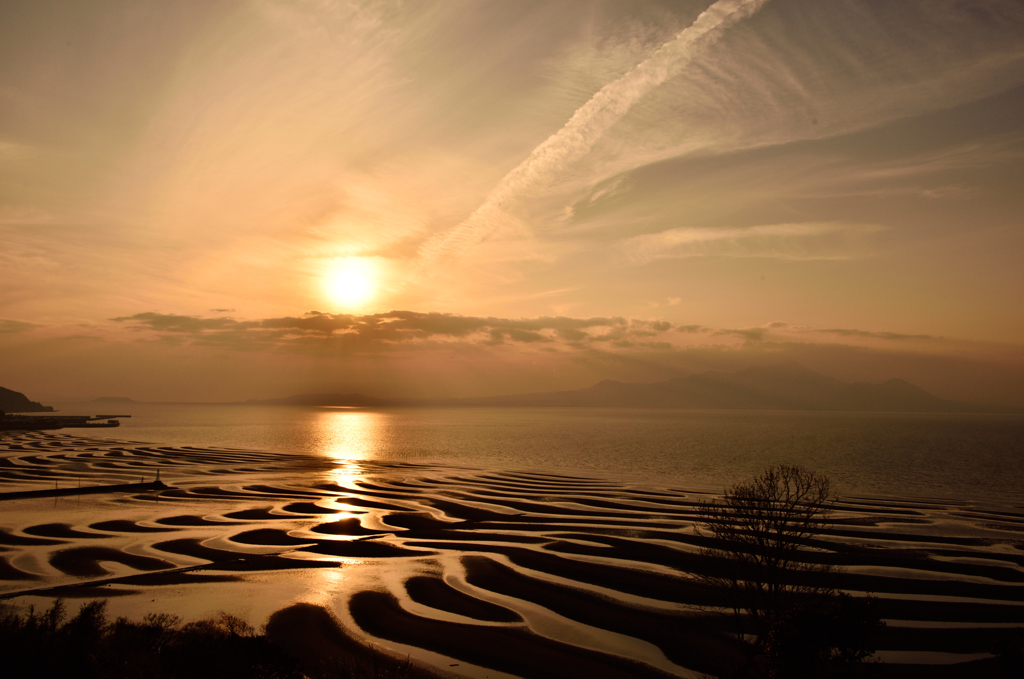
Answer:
[2, 430, 1023, 677]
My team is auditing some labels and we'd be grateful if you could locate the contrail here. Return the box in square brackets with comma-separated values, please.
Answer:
[419, 0, 771, 263]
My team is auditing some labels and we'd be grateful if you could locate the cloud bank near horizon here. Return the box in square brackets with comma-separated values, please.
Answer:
[102, 309, 946, 354]
[1, 308, 1020, 407]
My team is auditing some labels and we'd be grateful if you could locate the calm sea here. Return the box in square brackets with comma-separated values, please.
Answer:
[52, 403, 1024, 504]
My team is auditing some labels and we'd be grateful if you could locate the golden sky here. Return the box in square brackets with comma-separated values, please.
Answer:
[2, 0, 1023, 405]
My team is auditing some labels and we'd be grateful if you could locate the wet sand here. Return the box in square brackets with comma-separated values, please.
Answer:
[1, 430, 1023, 678]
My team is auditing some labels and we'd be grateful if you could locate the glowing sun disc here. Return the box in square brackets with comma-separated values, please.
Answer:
[326, 259, 376, 308]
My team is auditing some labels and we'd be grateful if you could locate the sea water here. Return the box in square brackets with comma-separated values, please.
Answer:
[50, 402, 1024, 503]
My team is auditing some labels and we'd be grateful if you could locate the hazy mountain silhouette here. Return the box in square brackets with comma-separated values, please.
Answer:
[257, 363, 1002, 413]
[0, 386, 54, 413]
[451, 362, 987, 412]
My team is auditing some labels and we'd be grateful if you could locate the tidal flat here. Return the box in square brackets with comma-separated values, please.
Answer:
[1, 430, 1023, 678]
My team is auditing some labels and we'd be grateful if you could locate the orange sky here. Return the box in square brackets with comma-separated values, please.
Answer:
[1, 0, 1023, 405]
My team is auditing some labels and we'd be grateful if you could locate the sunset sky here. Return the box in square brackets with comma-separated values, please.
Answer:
[2, 0, 1023, 405]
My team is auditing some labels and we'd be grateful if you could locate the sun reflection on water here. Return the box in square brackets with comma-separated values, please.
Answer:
[311, 408, 385, 485]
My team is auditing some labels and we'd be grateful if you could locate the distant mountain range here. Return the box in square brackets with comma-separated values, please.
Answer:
[3, 364, 1010, 414]
[243, 363, 1006, 413]
[0, 386, 54, 413]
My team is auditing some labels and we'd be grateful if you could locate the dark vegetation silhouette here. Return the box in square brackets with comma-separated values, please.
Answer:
[0, 599, 415, 679]
[696, 465, 884, 678]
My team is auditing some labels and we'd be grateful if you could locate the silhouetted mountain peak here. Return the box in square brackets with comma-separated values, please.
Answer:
[592, 379, 625, 389]
[736, 361, 818, 377]
[733, 362, 841, 385]
[0, 386, 54, 413]
[880, 378, 919, 390]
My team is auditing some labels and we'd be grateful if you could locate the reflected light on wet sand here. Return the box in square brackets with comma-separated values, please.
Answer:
[312, 408, 385, 483]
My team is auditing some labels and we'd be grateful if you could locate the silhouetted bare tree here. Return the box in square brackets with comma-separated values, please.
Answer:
[696, 465, 837, 638]
[697, 466, 883, 678]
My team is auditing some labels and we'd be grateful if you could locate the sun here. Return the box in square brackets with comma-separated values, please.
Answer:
[325, 258, 377, 308]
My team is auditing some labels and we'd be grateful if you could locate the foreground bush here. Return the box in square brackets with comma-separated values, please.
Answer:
[0, 599, 410, 679]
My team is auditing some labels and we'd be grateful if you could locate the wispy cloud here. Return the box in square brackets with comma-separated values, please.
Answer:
[622, 222, 882, 262]
[727, 322, 939, 344]
[786, 137, 1024, 200]
[817, 328, 936, 341]
[0, 319, 37, 334]
[713, 327, 770, 343]
[0, 206, 61, 226]
[419, 0, 771, 263]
